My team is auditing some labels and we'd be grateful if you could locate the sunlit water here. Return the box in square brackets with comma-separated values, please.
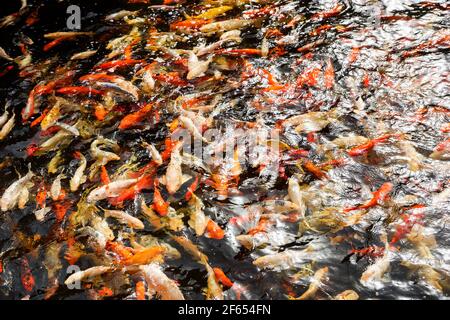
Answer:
[0, 0, 449, 300]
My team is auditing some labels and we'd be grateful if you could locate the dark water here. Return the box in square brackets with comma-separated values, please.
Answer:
[0, 0, 449, 300]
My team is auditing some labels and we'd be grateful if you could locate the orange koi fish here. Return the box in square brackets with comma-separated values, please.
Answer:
[170, 19, 213, 31]
[344, 182, 393, 213]
[348, 47, 361, 64]
[113, 173, 154, 203]
[124, 38, 141, 59]
[297, 67, 322, 87]
[440, 123, 450, 133]
[79, 73, 119, 82]
[153, 72, 189, 87]
[310, 24, 333, 36]
[122, 246, 165, 266]
[95, 59, 143, 71]
[347, 134, 400, 157]
[152, 180, 169, 216]
[43, 37, 71, 52]
[210, 173, 229, 198]
[22, 72, 75, 120]
[402, 34, 450, 59]
[135, 280, 146, 300]
[185, 176, 200, 201]
[53, 201, 71, 222]
[64, 237, 82, 265]
[36, 183, 47, 208]
[56, 86, 104, 96]
[243, 6, 275, 19]
[118, 103, 153, 130]
[205, 219, 225, 240]
[30, 107, 50, 127]
[26, 143, 40, 157]
[216, 48, 262, 56]
[247, 217, 273, 236]
[349, 245, 385, 259]
[105, 241, 135, 262]
[213, 267, 234, 287]
[100, 166, 110, 185]
[21, 258, 35, 293]
[303, 160, 328, 180]
[97, 286, 114, 298]
[390, 205, 425, 244]
[311, 4, 344, 21]
[362, 72, 370, 87]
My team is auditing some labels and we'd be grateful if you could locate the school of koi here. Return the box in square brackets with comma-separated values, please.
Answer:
[0, 0, 449, 300]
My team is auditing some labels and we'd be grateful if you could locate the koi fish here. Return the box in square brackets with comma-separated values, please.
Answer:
[141, 70, 155, 93]
[105, 10, 140, 21]
[104, 209, 145, 230]
[430, 138, 450, 160]
[18, 185, 30, 209]
[406, 224, 436, 259]
[179, 115, 208, 142]
[165, 141, 183, 194]
[106, 240, 134, 262]
[119, 103, 153, 130]
[152, 180, 169, 216]
[70, 152, 87, 192]
[122, 246, 165, 266]
[360, 251, 390, 285]
[100, 166, 110, 184]
[56, 86, 104, 96]
[344, 182, 393, 213]
[185, 175, 199, 201]
[282, 111, 331, 133]
[188, 194, 208, 236]
[193, 6, 233, 19]
[334, 290, 359, 300]
[170, 19, 213, 32]
[21, 258, 35, 293]
[205, 219, 225, 240]
[401, 261, 450, 294]
[53, 201, 71, 221]
[236, 233, 269, 250]
[187, 51, 212, 80]
[135, 280, 146, 300]
[171, 235, 208, 264]
[80, 73, 140, 101]
[213, 267, 234, 288]
[87, 178, 139, 203]
[139, 264, 185, 300]
[332, 135, 369, 149]
[64, 266, 115, 286]
[288, 177, 307, 217]
[205, 262, 224, 300]
[0, 169, 34, 212]
[50, 172, 66, 201]
[290, 267, 329, 300]
[303, 161, 328, 180]
[0, 112, 15, 140]
[95, 59, 143, 71]
[200, 19, 256, 34]
[347, 134, 401, 157]
[390, 205, 425, 245]
[70, 50, 98, 60]
[0, 105, 10, 127]
[311, 4, 344, 21]
[253, 248, 312, 270]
